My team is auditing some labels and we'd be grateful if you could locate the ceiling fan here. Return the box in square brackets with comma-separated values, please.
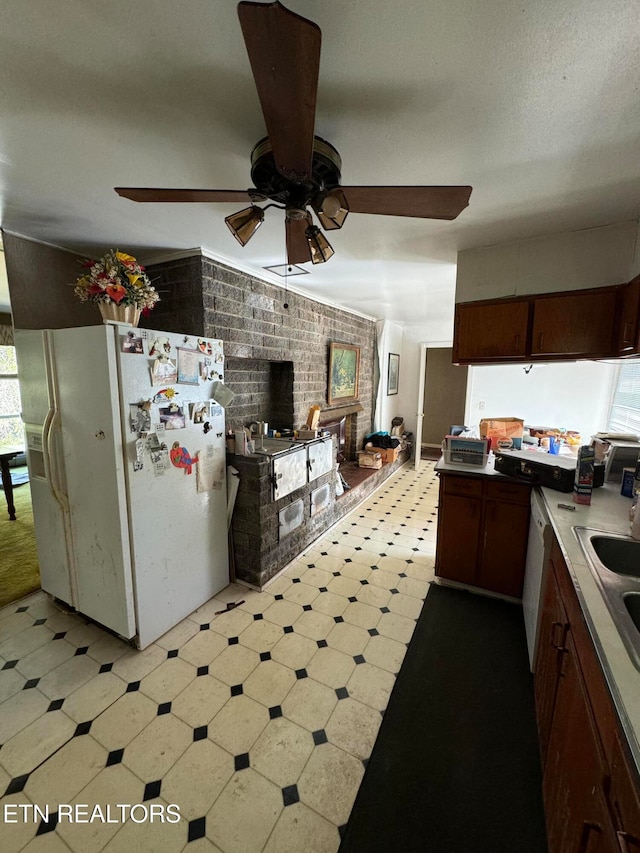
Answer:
[115, 1, 472, 265]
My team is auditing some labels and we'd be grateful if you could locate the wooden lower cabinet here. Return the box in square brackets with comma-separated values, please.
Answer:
[435, 472, 530, 597]
[534, 536, 640, 852]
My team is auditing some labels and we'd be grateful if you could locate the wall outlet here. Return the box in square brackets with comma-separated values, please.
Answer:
[478, 401, 485, 410]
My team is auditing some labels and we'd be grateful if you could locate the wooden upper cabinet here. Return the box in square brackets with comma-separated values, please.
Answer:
[616, 276, 640, 354]
[453, 279, 639, 363]
[531, 289, 617, 357]
[453, 300, 529, 362]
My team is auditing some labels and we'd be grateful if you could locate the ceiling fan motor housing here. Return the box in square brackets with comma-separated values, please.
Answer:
[250, 135, 342, 210]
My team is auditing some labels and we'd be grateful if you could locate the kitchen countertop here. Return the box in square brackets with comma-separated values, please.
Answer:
[434, 451, 640, 774]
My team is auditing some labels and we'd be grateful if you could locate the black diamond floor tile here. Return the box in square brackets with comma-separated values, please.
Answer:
[157, 702, 172, 716]
[167, 649, 179, 657]
[106, 748, 124, 767]
[230, 684, 243, 697]
[126, 681, 141, 693]
[193, 725, 208, 741]
[99, 662, 114, 673]
[36, 811, 58, 835]
[5, 773, 29, 795]
[234, 752, 250, 771]
[74, 721, 92, 737]
[312, 729, 328, 745]
[197, 665, 209, 676]
[143, 779, 162, 800]
[188, 816, 206, 842]
[282, 783, 300, 806]
[269, 705, 283, 719]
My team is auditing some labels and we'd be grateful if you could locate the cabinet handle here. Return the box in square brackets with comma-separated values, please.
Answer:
[616, 831, 635, 853]
[623, 322, 632, 344]
[514, 333, 520, 350]
[538, 332, 544, 351]
[551, 621, 564, 649]
[579, 821, 602, 853]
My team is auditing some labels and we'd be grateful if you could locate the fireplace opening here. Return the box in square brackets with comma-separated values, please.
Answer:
[223, 358, 294, 431]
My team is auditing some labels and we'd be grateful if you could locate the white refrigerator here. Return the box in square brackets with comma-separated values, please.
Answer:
[14, 323, 229, 649]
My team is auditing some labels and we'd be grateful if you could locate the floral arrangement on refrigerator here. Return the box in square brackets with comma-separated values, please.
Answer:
[73, 250, 159, 312]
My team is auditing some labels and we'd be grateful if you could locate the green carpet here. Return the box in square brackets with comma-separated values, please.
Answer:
[339, 583, 548, 853]
[0, 483, 41, 608]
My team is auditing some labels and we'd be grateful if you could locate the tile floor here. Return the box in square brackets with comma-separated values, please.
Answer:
[0, 461, 438, 853]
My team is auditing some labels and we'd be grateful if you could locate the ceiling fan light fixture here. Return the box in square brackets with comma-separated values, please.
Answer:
[306, 223, 334, 264]
[225, 205, 265, 246]
[312, 190, 349, 231]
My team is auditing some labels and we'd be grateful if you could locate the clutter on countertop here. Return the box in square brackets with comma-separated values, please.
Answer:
[479, 417, 525, 450]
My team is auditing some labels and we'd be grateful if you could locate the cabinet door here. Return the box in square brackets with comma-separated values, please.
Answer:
[609, 732, 640, 851]
[616, 277, 640, 354]
[531, 290, 616, 357]
[534, 566, 568, 765]
[543, 632, 617, 853]
[479, 499, 529, 597]
[435, 487, 481, 586]
[453, 300, 529, 362]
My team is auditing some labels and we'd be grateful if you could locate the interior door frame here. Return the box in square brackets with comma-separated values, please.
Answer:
[415, 340, 451, 471]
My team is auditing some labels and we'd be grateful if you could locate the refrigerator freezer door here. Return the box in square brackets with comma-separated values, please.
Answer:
[14, 330, 74, 605]
[52, 326, 137, 639]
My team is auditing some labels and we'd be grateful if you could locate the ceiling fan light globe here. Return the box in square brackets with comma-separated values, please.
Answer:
[313, 189, 349, 231]
[225, 206, 265, 246]
[306, 225, 334, 264]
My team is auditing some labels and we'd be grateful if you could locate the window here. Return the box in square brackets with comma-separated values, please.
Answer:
[0, 345, 23, 446]
[608, 360, 640, 435]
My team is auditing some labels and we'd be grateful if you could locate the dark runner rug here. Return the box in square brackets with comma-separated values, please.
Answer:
[339, 583, 548, 853]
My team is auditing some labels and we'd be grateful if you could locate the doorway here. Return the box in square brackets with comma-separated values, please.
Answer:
[422, 347, 468, 450]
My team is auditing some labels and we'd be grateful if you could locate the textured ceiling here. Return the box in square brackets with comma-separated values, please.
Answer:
[1, 0, 639, 334]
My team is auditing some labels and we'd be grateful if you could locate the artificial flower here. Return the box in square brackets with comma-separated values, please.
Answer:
[73, 249, 159, 310]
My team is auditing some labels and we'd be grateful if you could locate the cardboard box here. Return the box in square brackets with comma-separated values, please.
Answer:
[365, 443, 400, 463]
[480, 417, 524, 450]
[357, 450, 382, 469]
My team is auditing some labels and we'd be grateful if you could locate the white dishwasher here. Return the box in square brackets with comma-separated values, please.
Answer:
[522, 488, 552, 672]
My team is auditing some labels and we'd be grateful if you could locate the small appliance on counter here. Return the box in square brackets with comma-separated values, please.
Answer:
[442, 435, 489, 467]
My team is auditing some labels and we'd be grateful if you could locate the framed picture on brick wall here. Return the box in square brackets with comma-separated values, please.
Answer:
[328, 342, 360, 405]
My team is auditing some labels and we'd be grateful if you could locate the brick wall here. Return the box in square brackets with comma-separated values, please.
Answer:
[147, 254, 376, 457]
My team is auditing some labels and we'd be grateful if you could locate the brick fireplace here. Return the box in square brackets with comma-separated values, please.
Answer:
[146, 252, 376, 456]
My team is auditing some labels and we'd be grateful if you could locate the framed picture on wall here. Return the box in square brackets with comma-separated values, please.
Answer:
[387, 353, 400, 395]
[328, 342, 360, 405]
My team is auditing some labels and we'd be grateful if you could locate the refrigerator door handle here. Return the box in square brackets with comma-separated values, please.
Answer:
[41, 405, 56, 494]
[47, 410, 69, 511]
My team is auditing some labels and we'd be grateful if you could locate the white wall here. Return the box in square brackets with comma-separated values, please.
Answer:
[465, 361, 618, 441]
[374, 320, 404, 433]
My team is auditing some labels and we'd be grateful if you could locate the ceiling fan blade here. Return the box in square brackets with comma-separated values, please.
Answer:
[238, 1, 320, 182]
[340, 186, 473, 220]
[286, 218, 311, 265]
[115, 188, 259, 203]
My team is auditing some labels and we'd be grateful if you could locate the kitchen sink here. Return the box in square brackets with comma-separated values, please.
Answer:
[589, 535, 640, 577]
[625, 593, 640, 632]
[574, 527, 640, 671]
